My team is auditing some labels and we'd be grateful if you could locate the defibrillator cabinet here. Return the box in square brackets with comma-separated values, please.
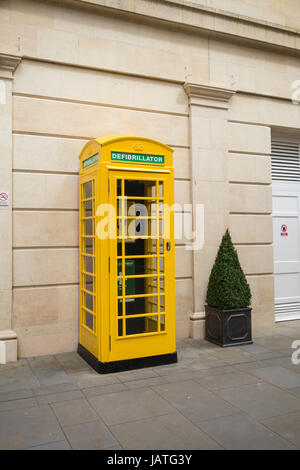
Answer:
[77, 135, 177, 373]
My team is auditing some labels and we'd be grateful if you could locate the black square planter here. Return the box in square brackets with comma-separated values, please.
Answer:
[205, 305, 252, 347]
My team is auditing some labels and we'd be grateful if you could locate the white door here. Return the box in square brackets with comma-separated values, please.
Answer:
[272, 139, 300, 322]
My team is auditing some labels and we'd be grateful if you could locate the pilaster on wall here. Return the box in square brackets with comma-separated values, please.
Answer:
[227, 113, 273, 330]
[183, 83, 236, 339]
[0, 54, 21, 331]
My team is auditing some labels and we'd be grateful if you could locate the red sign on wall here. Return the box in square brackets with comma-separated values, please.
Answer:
[0, 192, 9, 206]
[281, 224, 288, 236]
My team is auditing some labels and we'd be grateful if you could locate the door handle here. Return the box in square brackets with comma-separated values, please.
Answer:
[166, 242, 171, 251]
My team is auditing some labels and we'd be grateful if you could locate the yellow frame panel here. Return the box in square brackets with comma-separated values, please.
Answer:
[107, 170, 175, 361]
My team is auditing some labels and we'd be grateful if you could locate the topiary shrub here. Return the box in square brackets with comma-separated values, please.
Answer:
[206, 229, 251, 310]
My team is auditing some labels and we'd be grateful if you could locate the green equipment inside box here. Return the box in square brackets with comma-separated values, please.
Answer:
[118, 259, 135, 297]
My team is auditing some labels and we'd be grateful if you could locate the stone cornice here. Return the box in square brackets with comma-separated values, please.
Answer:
[165, 0, 300, 35]
[51, 0, 300, 54]
[184, 83, 236, 109]
[0, 54, 21, 80]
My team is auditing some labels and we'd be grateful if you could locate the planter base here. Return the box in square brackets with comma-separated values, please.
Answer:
[205, 306, 252, 348]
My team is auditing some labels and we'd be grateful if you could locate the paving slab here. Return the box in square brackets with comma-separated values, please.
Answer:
[125, 376, 169, 390]
[195, 371, 261, 391]
[286, 362, 300, 374]
[204, 348, 256, 365]
[149, 364, 190, 377]
[63, 420, 119, 450]
[239, 343, 272, 355]
[288, 387, 300, 398]
[199, 413, 297, 450]
[193, 339, 221, 351]
[0, 404, 65, 450]
[36, 389, 84, 405]
[82, 383, 128, 398]
[247, 351, 290, 361]
[234, 356, 293, 372]
[248, 366, 300, 390]
[116, 368, 159, 383]
[215, 382, 300, 419]
[67, 370, 120, 389]
[177, 347, 219, 363]
[33, 367, 72, 387]
[152, 380, 240, 424]
[0, 397, 37, 412]
[0, 388, 34, 402]
[32, 382, 79, 396]
[260, 411, 300, 448]
[88, 388, 175, 426]
[25, 440, 72, 450]
[28, 356, 61, 370]
[183, 360, 230, 371]
[51, 398, 99, 427]
[254, 335, 295, 351]
[162, 370, 210, 383]
[189, 365, 236, 377]
[110, 412, 222, 450]
[0, 364, 37, 382]
[0, 359, 29, 373]
[276, 349, 296, 357]
[0, 376, 40, 392]
[54, 352, 92, 372]
[259, 356, 294, 367]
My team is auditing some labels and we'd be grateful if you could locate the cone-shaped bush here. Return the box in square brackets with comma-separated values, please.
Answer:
[206, 229, 251, 310]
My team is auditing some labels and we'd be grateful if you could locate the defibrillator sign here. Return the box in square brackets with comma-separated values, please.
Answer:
[83, 153, 99, 168]
[111, 151, 164, 165]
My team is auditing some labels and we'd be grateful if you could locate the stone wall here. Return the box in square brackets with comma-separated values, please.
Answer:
[0, 0, 299, 355]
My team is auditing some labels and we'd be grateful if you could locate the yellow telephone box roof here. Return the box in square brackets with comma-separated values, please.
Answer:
[79, 135, 173, 171]
[95, 135, 172, 150]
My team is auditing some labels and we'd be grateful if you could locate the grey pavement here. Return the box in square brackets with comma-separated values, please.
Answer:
[1, 322, 300, 449]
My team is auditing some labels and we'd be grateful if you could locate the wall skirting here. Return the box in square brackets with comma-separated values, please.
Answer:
[189, 311, 206, 339]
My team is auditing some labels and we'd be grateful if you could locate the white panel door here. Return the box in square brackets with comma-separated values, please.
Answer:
[273, 181, 300, 321]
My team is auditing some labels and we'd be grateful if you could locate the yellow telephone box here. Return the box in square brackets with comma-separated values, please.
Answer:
[77, 135, 177, 373]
